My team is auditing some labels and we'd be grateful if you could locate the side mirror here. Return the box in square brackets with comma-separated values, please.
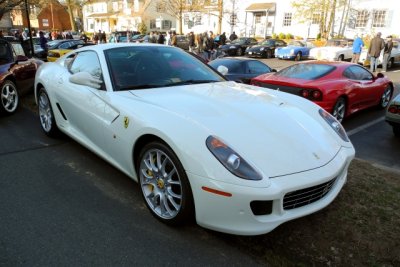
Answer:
[69, 72, 102, 89]
[376, 73, 384, 79]
[217, 65, 229, 75]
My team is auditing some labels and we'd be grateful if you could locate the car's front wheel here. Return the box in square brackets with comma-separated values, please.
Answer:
[379, 85, 392, 109]
[337, 55, 344, 61]
[265, 50, 272, 58]
[236, 48, 243, 56]
[295, 52, 302, 61]
[38, 88, 60, 137]
[137, 141, 194, 225]
[0, 80, 19, 115]
[332, 97, 346, 123]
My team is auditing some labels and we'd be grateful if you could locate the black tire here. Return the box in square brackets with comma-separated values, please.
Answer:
[332, 97, 346, 123]
[37, 87, 60, 137]
[137, 141, 194, 226]
[393, 125, 400, 137]
[236, 48, 243, 56]
[0, 80, 19, 115]
[387, 58, 394, 69]
[337, 55, 344, 61]
[378, 85, 392, 109]
[295, 52, 302, 61]
[265, 50, 272, 58]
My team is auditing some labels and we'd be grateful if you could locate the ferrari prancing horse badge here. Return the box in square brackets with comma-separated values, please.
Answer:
[124, 116, 129, 128]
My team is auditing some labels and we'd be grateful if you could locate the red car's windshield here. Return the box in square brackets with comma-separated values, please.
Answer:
[276, 63, 336, 80]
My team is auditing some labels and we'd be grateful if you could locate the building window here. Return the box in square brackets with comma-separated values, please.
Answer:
[150, 19, 156, 29]
[283, 13, 292, 27]
[372, 10, 386, 27]
[355, 10, 369, 27]
[194, 14, 202, 25]
[162, 20, 172, 30]
[255, 13, 262, 24]
[312, 13, 320, 24]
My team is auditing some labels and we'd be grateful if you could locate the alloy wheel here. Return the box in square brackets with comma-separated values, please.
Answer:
[1, 81, 19, 113]
[332, 98, 346, 123]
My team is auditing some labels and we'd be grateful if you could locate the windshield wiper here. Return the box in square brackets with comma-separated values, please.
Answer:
[164, 80, 219, 87]
[119, 84, 165, 90]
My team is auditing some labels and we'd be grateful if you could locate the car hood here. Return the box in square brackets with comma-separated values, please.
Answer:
[248, 45, 267, 51]
[220, 44, 240, 49]
[126, 81, 343, 177]
[277, 46, 300, 52]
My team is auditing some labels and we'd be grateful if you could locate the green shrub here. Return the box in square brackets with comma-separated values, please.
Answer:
[278, 32, 286, 39]
[138, 22, 147, 34]
[285, 33, 293, 39]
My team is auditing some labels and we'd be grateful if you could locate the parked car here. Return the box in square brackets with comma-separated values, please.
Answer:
[22, 37, 47, 61]
[275, 40, 315, 61]
[386, 93, 400, 137]
[359, 40, 400, 70]
[251, 61, 393, 122]
[219, 37, 258, 56]
[34, 43, 354, 235]
[309, 39, 353, 61]
[131, 34, 146, 43]
[176, 35, 189, 50]
[0, 39, 43, 115]
[208, 57, 275, 84]
[109, 31, 141, 43]
[245, 39, 287, 58]
[47, 39, 93, 62]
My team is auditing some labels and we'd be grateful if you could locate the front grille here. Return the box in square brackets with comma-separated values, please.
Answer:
[283, 178, 337, 210]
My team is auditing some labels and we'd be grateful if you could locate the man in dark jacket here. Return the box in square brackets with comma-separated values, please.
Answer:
[368, 32, 385, 72]
[188, 31, 195, 52]
[219, 32, 226, 45]
[229, 31, 237, 42]
[382, 35, 393, 72]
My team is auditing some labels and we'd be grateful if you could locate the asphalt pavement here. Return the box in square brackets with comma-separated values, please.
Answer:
[0, 108, 262, 266]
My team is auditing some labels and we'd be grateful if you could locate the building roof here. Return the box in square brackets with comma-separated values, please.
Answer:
[245, 3, 275, 12]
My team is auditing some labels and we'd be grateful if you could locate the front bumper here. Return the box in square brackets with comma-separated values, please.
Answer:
[276, 53, 295, 59]
[245, 50, 264, 57]
[188, 146, 355, 235]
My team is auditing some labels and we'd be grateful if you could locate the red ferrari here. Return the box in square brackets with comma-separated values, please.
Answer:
[251, 61, 393, 122]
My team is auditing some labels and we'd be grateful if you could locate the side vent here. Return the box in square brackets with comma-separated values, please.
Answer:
[56, 103, 67, 120]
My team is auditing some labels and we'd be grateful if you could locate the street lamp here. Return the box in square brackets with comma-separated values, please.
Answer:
[24, 0, 34, 58]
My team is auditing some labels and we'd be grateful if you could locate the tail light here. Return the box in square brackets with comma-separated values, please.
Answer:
[300, 89, 323, 101]
[388, 105, 399, 114]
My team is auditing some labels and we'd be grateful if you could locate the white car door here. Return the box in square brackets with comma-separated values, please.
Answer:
[56, 50, 115, 152]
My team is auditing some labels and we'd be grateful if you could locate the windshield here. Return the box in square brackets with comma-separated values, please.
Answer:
[288, 41, 305, 47]
[326, 40, 352, 47]
[260, 40, 274, 46]
[231, 38, 247, 45]
[105, 46, 226, 90]
[276, 63, 336, 80]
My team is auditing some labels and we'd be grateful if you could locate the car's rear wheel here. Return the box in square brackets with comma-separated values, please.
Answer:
[337, 55, 344, 61]
[0, 80, 19, 115]
[379, 85, 392, 109]
[137, 141, 194, 225]
[236, 48, 243, 56]
[38, 88, 60, 137]
[332, 97, 346, 123]
[387, 58, 394, 69]
[266, 50, 272, 58]
[295, 52, 302, 61]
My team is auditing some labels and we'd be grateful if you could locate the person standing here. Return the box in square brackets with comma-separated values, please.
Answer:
[368, 32, 385, 73]
[229, 31, 237, 42]
[351, 34, 364, 63]
[219, 32, 226, 45]
[171, 31, 177, 47]
[188, 31, 195, 52]
[39, 31, 48, 52]
[382, 35, 393, 72]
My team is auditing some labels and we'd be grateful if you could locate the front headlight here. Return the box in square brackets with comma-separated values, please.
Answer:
[260, 47, 265, 51]
[319, 109, 349, 142]
[229, 45, 236, 49]
[206, 136, 263, 180]
[290, 49, 294, 55]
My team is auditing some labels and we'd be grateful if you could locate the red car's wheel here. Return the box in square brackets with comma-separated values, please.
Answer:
[379, 85, 392, 109]
[332, 97, 346, 123]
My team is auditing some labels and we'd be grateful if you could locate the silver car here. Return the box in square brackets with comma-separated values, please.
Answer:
[386, 93, 400, 137]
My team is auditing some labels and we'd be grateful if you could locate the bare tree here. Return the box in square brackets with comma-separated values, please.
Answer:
[292, 0, 348, 39]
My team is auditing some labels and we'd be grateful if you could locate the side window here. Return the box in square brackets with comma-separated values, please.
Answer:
[247, 61, 270, 74]
[11, 43, 25, 57]
[343, 67, 356, 79]
[0, 42, 12, 64]
[69, 51, 102, 79]
[344, 66, 373, 81]
[59, 42, 71, 49]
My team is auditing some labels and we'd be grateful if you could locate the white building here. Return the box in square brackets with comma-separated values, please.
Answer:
[181, 0, 400, 39]
[82, 0, 176, 33]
